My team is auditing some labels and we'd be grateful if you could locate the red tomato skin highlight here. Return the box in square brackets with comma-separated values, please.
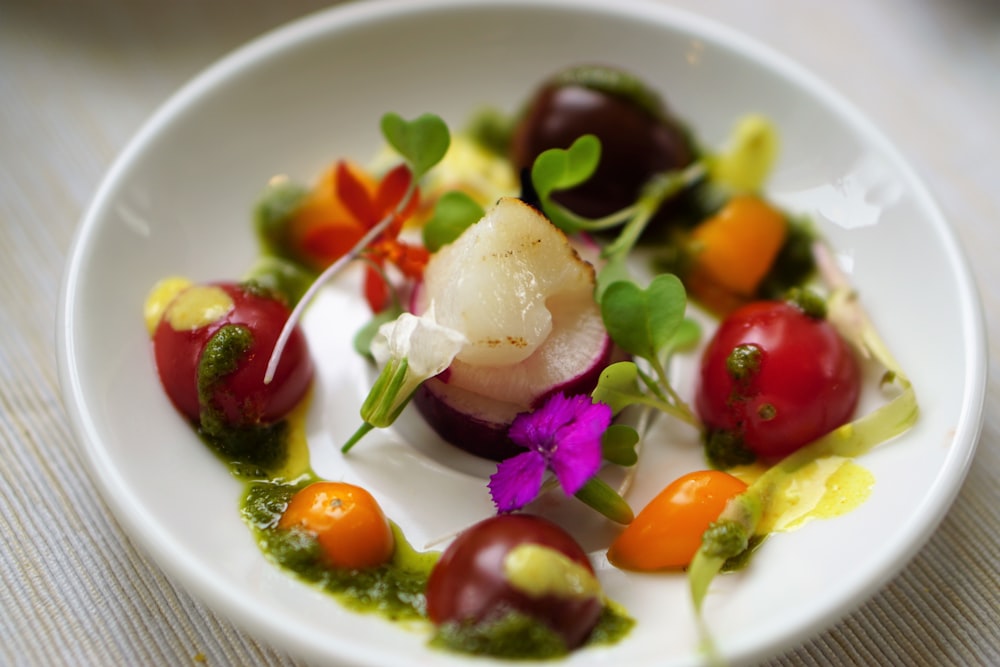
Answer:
[695, 300, 861, 459]
[153, 282, 313, 427]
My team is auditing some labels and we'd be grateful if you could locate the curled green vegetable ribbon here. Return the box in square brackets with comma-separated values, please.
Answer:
[689, 241, 919, 665]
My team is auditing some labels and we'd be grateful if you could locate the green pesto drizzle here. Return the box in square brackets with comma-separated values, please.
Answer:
[194, 324, 289, 479]
[431, 604, 634, 660]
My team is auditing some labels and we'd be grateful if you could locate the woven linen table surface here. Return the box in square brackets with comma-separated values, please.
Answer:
[2, 0, 997, 665]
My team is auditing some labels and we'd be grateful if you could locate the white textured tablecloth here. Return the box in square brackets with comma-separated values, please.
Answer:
[2, 0, 997, 665]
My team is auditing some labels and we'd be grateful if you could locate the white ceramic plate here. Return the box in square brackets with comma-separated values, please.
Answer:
[58, 1, 987, 665]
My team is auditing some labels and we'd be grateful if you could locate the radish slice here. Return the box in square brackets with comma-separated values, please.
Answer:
[414, 197, 613, 460]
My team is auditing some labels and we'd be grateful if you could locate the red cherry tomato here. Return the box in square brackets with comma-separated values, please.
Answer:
[695, 300, 860, 460]
[426, 514, 602, 650]
[607, 470, 748, 571]
[152, 282, 313, 429]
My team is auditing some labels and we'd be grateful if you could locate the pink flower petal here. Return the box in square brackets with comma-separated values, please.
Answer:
[488, 450, 547, 512]
[550, 400, 611, 494]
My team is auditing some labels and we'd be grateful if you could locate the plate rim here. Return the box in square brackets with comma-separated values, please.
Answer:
[56, 0, 989, 665]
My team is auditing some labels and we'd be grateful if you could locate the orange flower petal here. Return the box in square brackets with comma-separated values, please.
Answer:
[337, 160, 378, 225]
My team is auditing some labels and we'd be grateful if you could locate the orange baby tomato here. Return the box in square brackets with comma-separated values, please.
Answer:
[607, 470, 747, 571]
[278, 481, 394, 570]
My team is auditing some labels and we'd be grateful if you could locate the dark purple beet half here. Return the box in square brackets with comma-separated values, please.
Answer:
[413, 336, 618, 462]
[426, 514, 602, 649]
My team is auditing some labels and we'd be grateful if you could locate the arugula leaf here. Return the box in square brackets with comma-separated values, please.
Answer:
[380, 112, 450, 180]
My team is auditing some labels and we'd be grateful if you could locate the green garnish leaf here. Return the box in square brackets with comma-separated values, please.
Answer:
[591, 362, 643, 414]
[253, 178, 308, 260]
[531, 134, 601, 231]
[532, 134, 600, 200]
[423, 191, 485, 252]
[600, 273, 687, 362]
[595, 255, 632, 302]
[353, 304, 404, 360]
[668, 317, 702, 355]
[380, 112, 451, 180]
[601, 424, 640, 467]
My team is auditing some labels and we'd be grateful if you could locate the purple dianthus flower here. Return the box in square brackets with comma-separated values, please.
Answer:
[488, 393, 613, 513]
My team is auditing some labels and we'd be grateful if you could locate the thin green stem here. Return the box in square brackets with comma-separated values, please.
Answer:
[264, 181, 417, 384]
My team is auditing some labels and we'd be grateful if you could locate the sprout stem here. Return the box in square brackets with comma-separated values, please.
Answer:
[263, 182, 416, 385]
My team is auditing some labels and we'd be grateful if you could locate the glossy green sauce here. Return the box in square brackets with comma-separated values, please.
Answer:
[431, 603, 634, 660]
[196, 393, 633, 658]
[242, 480, 435, 621]
[195, 324, 290, 479]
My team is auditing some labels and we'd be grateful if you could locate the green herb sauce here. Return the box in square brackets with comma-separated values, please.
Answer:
[189, 298, 633, 660]
[431, 603, 634, 660]
[242, 480, 436, 622]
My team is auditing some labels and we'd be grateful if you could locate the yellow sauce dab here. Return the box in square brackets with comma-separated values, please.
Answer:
[143, 276, 192, 335]
[756, 455, 874, 534]
[269, 388, 313, 482]
[163, 284, 233, 332]
[503, 544, 602, 601]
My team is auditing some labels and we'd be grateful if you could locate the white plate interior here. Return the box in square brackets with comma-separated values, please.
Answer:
[58, 1, 987, 666]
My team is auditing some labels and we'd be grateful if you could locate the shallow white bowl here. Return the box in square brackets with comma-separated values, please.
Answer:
[58, 1, 987, 665]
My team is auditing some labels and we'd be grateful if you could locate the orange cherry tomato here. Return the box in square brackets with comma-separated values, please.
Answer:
[278, 481, 394, 570]
[607, 470, 748, 571]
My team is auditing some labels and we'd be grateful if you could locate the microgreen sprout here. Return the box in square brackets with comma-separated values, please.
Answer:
[594, 274, 701, 428]
[263, 112, 450, 385]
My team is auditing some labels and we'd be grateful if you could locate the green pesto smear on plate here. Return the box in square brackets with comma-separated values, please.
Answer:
[200, 390, 634, 657]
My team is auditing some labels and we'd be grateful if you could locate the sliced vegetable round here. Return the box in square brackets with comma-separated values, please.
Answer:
[278, 481, 394, 570]
[426, 514, 602, 650]
[151, 281, 313, 429]
[607, 470, 748, 570]
[695, 299, 861, 460]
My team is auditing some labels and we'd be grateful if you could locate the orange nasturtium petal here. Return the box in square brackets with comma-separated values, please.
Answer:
[337, 160, 378, 226]
[288, 160, 375, 269]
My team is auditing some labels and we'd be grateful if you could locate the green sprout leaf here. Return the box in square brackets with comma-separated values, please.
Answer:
[532, 134, 600, 200]
[380, 112, 451, 180]
[600, 274, 686, 362]
[591, 362, 643, 414]
[667, 318, 702, 356]
[423, 191, 485, 252]
[601, 424, 640, 467]
[531, 135, 601, 232]
[352, 304, 404, 360]
[595, 255, 632, 302]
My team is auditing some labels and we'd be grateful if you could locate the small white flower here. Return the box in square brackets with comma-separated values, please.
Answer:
[343, 302, 469, 451]
[371, 302, 467, 377]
